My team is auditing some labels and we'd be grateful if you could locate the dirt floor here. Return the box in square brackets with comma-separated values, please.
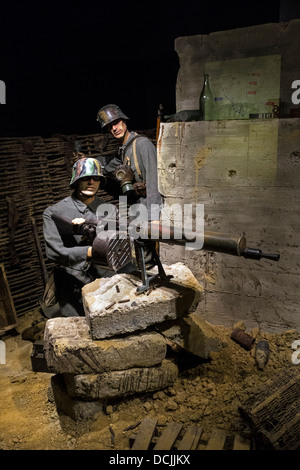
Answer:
[0, 306, 299, 451]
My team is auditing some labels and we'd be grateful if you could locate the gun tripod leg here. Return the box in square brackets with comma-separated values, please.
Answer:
[136, 243, 150, 293]
[135, 242, 172, 293]
[151, 248, 173, 284]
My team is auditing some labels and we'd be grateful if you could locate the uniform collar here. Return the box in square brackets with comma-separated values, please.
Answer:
[71, 194, 104, 214]
[119, 131, 136, 153]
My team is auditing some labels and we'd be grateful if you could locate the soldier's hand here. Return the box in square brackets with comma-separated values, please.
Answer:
[87, 246, 92, 259]
[72, 218, 86, 225]
[133, 181, 146, 197]
[72, 218, 86, 236]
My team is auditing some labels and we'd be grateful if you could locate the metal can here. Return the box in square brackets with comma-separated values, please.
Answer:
[230, 328, 255, 350]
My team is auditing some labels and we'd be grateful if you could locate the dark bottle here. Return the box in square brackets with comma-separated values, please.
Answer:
[199, 74, 214, 121]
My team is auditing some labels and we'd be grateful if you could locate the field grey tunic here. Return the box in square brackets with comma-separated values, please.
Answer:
[99, 132, 162, 221]
[43, 194, 111, 316]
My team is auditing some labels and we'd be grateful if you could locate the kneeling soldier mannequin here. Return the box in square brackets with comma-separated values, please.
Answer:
[42, 157, 115, 317]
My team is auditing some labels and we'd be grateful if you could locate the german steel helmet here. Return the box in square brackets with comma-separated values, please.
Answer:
[70, 158, 104, 188]
[96, 104, 129, 129]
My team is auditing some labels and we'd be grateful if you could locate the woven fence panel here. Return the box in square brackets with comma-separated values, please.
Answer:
[0, 129, 156, 317]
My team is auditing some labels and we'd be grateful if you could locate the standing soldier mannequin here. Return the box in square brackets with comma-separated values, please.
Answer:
[96, 104, 162, 222]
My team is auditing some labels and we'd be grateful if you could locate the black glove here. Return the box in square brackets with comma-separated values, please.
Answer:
[133, 181, 146, 198]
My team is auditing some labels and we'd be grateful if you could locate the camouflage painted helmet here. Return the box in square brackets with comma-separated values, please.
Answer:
[96, 104, 129, 129]
[70, 158, 104, 188]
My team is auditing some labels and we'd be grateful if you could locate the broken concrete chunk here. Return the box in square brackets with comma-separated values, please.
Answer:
[82, 262, 204, 340]
[44, 317, 166, 374]
[63, 359, 178, 400]
[157, 312, 224, 359]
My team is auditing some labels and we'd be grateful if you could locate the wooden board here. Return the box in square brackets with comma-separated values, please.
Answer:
[205, 428, 227, 450]
[233, 434, 251, 450]
[177, 425, 203, 450]
[129, 420, 251, 451]
[131, 417, 157, 450]
[0, 263, 17, 333]
[154, 422, 183, 450]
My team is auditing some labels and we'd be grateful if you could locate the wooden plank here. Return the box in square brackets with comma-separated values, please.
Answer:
[131, 417, 157, 450]
[177, 425, 203, 450]
[154, 422, 183, 450]
[0, 263, 17, 332]
[205, 429, 227, 450]
[233, 434, 251, 450]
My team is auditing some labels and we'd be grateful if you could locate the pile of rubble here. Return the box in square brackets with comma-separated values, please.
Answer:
[44, 263, 223, 421]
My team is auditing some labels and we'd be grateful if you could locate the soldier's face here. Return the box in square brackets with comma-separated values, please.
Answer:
[77, 176, 100, 198]
[108, 119, 128, 140]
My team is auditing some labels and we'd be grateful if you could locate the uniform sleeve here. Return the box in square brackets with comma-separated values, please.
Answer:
[43, 206, 89, 270]
[135, 138, 162, 220]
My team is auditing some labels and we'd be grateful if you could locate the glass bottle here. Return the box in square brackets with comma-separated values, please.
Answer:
[199, 74, 214, 121]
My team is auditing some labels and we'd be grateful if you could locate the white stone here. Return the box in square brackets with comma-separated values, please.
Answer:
[82, 263, 204, 340]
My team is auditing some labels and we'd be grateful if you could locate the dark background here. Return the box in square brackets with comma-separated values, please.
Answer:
[0, 0, 299, 138]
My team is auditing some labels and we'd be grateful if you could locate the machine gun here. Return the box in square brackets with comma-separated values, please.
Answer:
[52, 214, 280, 292]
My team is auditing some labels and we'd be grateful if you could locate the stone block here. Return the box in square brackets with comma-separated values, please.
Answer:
[48, 374, 104, 421]
[63, 359, 178, 400]
[157, 313, 224, 359]
[82, 262, 204, 340]
[44, 317, 166, 374]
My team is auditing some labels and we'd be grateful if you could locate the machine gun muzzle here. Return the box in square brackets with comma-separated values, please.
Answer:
[241, 247, 280, 262]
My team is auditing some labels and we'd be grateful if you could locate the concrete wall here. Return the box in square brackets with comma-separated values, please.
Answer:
[174, 19, 300, 118]
[157, 119, 300, 334]
[157, 20, 300, 333]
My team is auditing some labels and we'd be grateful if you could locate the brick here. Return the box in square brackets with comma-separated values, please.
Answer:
[44, 317, 166, 374]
